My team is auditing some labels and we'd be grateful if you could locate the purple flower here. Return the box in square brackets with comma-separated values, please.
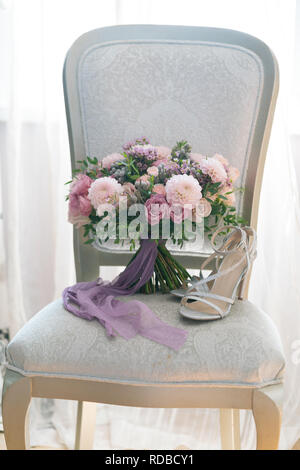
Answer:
[123, 137, 150, 151]
[123, 140, 135, 151]
[128, 144, 158, 160]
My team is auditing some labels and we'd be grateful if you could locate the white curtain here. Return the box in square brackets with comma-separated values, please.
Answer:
[0, 0, 300, 449]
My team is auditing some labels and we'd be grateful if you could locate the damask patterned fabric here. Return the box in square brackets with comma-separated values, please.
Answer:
[6, 294, 285, 387]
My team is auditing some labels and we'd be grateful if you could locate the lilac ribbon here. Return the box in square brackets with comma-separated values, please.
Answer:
[63, 239, 188, 350]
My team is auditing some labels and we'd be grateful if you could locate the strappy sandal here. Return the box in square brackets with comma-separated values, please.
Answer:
[171, 226, 247, 298]
[179, 226, 257, 321]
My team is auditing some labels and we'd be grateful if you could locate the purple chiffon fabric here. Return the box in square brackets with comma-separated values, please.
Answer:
[63, 239, 188, 350]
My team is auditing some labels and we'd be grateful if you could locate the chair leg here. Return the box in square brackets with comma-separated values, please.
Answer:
[252, 384, 283, 450]
[220, 409, 241, 450]
[2, 369, 32, 450]
[75, 401, 97, 450]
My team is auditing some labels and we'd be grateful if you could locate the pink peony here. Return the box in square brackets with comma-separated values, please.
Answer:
[152, 184, 166, 196]
[68, 174, 92, 226]
[199, 157, 227, 184]
[145, 194, 170, 226]
[147, 166, 159, 177]
[155, 146, 171, 160]
[88, 177, 123, 209]
[165, 174, 202, 207]
[101, 153, 124, 170]
[190, 153, 205, 164]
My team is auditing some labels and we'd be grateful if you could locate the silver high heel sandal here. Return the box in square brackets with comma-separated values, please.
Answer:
[179, 226, 257, 321]
[171, 226, 247, 298]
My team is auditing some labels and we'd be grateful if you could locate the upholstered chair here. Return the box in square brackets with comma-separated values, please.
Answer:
[2, 25, 285, 450]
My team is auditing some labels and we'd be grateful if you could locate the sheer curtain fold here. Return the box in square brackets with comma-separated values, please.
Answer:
[0, 0, 299, 449]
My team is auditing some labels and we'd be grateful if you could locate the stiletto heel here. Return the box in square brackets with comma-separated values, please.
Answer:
[171, 226, 245, 298]
[179, 226, 257, 321]
[237, 228, 257, 300]
[237, 272, 247, 300]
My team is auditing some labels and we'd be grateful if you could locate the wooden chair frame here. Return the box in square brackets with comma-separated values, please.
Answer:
[2, 25, 282, 450]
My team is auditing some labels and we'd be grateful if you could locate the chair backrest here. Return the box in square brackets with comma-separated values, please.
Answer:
[63, 25, 278, 282]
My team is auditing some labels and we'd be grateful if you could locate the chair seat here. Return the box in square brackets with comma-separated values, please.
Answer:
[5, 294, 285, 387]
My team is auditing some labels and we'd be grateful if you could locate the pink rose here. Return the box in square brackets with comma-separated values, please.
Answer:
[145, 194, 170, 226]
[199, 157, 227, 184]
[193, 199, 212, 221]
[101, 153, 124, 170]
[152, 184, 166, 196]
[96, 202, 116, 218]
[68, 174, 92, 225]
[147, 166, 159, 177]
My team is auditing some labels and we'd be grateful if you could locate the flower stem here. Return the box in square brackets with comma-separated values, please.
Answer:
[137, 243, 190, 294]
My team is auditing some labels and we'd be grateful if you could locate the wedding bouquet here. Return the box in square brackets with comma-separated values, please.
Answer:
[66, 137, 244, 293]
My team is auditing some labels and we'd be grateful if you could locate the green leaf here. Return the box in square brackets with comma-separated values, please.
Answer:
[83, 224, 91, 237]
[87, 156, 98, 165]
[87, 170, 98, 179]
